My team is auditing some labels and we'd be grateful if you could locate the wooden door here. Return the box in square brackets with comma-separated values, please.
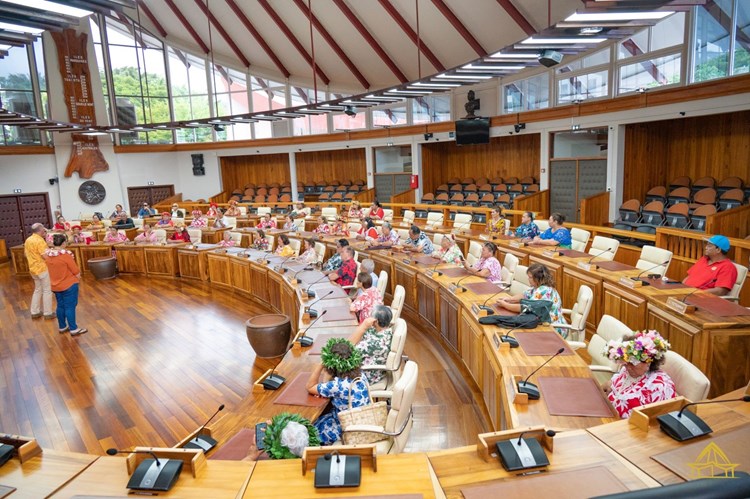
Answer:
[0, 193, 51, 256]
[127, 185, 175, 216]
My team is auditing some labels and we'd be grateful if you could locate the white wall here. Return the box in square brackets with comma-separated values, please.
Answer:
[0, 154, 60, 210]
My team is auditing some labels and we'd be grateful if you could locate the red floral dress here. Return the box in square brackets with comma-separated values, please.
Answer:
[350, 287, 383, 324]
[607, 368, 676, 418]
[314, 224, 331, 235]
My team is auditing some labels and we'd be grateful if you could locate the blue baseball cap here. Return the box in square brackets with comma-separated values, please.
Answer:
[704, 235, 730, 252]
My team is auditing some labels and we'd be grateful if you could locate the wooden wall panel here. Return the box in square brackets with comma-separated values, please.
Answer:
[220, 154, 290, 192]
[421, 134, 540, 194]
[623, 110, 750, 203]
[295, 148, 367, 185]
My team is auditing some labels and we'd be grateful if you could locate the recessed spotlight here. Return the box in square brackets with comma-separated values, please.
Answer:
[580, 27, 603, 35]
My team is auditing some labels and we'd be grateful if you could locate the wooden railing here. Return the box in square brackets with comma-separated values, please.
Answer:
[705, 204, 750, 239]
[209, 191, 230, 204]
[514, 190, 549, 218]
[353, 188, 376, 204]
[580, 191, 610, 226]
[391, 189, 416, 204]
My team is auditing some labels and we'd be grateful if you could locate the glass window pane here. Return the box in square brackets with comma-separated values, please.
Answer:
[227, 122, 252, 141]
[734, 1, 750, 75]
[214, 92, 231, 116]
[254, 121, 272, 139]
[557, 70, 608, 104]
[120, 131, 147, 145]
[89, 16, 102, 44]
[145, 97, 170, 123]
[105, 17, 135, 46]
[191, 95, 210, 119]
[109, 46, 140, 95]
[168, 48, 189, 96]
[527, 74, 549, 110]
[584, 48, 610, 68]
[619, 53, 681, 93]
[373, 104, 406, 126]
[0, 46, 32, 91]
[619, 29, 649, 59]
[651, 12, 685, 51]
[693, 3, 731, 82]
[2, 125, 40, 145]
[141, 49, 167, 97]
[412, 94, 451, 123]
[1, 90, 37, 117]
[33, 38, 46, 92]
[503, 82, 523, 113]
[187, 58, 208, 94]
[251, 88, 270, 112]
[172, 96, 191, 121]
[332, 113, 365, 130]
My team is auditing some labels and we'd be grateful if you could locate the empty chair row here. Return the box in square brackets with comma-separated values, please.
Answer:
[668, 175, 746, 195]
[615, 199, 716, 233]
[646, 186, 746, 211]
[445, 176, 533, 186]
[436, 182, 538, 195]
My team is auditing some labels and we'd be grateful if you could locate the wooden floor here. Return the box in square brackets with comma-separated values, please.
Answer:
[0, 263, 490, 455]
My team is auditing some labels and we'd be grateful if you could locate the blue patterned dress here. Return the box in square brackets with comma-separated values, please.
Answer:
[314, 377, 371, 445]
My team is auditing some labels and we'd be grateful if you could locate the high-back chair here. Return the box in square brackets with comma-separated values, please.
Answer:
[432, 232, 444, 247]
[570, 228, 591, 252]
[376, 270, 389, 297]
[342, 360, 418, 454]
[229, 231, 242, 245]
[223, 216, 237, 229]
[293, 218, 306, 231]
[466, 241, 483, 267]
[535, 219, 550, 233]
[382, 209, 394, 222]
[396, 228, 410, 242]
[558, 285, 594, 343]
[500, 253, 519, 285]
[347, 222, 362, 234]
[426, 212, 444, 228]
[402, 210, 415, 225]
[390, 285, 406, 323]
[187, 229, 202, 243]
[154, 229, 167, 244]
[133, 218, 144, 228]
[722, 263, 748, 302]
[586, 314, 633, 385]
[321, 207, 337, 219]
[364, 318, 408, 397]
[288, 238, 301, 256]
[256, 206, 272, 216]
[453, 213, 472, 230]
[314, 242, 326, 263]
[661, 351, 710, 402]
[636, 245, 673, 276]
[509, 264, 530, 295]
[587, 236, 620, 262]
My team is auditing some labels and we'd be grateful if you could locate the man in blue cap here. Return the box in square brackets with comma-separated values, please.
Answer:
[682, 235, 738, 296]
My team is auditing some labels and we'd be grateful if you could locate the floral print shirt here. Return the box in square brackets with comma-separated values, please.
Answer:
[355, 327, 393, 385]
[298, 247, 318, 265]
[377, 230, 400, 246]
[607, 368, 676, 418]
[539, 227, 572, 249]
[190, 217, 208, 228]
[104, 232, 128, 243]
[254, 237, 269, 251]
[135, 231, 157, 243]
[488, 217, 507, 234]
[515, 222, 540, 239]
[315, 377, 371, 445]
[405, 232, 434, 254]
[314, 224, 331, 235]
[351, 287, 383, 324]
[522, 285, 567, 334]
[335, 258, 357, 286]
[323, 252, 342, 272]
[218, 239, 236, 247]
[433, 244, 464, 265]
[474, 256, 502, 283]
[258, 218, 277, 229]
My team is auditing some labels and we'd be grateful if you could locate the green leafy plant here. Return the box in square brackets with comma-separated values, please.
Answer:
[264, 412, 320, 460]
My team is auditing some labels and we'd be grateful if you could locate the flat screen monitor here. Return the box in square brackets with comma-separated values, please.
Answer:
[455, 118, 490, 145]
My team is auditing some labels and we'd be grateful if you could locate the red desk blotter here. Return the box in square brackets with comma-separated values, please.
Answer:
[596, 261, 636, 272]
[464, 282, 505, 295]
[515, 332, 574, 356]
[538, 377, 615, 418]
[559, 249, 591, 258]
[273, 372, 330, 408]
[441, 267, 471, 278]
[686, 294, 750, 316]
[307, 332, 352, 355]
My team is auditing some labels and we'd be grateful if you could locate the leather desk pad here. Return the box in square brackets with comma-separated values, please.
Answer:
[538, 377, 615, 418]
[464, 282, 504, 295]
[273, 372, 330, 408]
[441, 267, 471, 278]
[515, 332, 574, 356]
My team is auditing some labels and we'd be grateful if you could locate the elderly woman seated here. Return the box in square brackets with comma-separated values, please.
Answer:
[134, 223, 158, 243]
[463, 241, 501, 282]
[349, 272, 383, 324]
[348, 305, 393, 385]
[297, 238, 318, 265]
[431, 234, 464, 265]
[103, 226, 128, 243]
[218, 231, 236, 247]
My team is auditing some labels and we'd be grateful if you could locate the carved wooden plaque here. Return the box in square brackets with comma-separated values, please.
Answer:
[51, 29, 109, 179]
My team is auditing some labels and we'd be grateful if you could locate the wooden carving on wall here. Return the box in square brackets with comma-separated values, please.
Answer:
[51, 29, 109, 179]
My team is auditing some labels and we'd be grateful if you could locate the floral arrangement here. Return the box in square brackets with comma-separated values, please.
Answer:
[320, 338, 363, 374]
[605, 330, 670, 365]
[263, 412, 320, 459]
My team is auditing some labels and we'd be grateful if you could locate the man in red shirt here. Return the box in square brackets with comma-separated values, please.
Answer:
[330, 246, 357, 286]
[683, 235, 738, 296]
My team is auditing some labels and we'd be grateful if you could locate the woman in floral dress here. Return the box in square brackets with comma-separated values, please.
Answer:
[431, 235, 464, 265]
[349, 273, 383, 324]
[348, 305, 393, 385]
[464, 241, 502, 283]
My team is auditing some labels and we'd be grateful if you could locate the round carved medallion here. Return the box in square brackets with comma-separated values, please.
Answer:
[78, 180, 106, 205]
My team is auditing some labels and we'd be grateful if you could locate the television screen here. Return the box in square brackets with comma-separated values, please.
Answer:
[455, 118, 490, 145]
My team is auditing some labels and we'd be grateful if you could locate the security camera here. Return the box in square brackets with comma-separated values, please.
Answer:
[48, 177, 58, 185]
[424, 133, 433, 141]
[514, 123, 526, 133]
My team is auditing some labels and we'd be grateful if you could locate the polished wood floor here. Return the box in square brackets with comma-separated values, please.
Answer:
[0, 264, 490, 454]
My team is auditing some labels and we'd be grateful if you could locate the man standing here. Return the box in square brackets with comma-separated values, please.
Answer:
[24, 223, 54, 319]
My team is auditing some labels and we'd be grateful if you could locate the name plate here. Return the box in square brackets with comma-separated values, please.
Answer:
[402, 258, 412, 265]
[620, 276, 642, 288]
[471, 303, 480, 316]
[542, 250, 560, 258]
[509, 241, 524, 249]
[666, 296, 696, 314]
[492, 332, 501, 349]
[479, 234, 489, 241]
[284, 273, 295, 284]
[577, 262, 598, 271]
[448, 283, 459, 294]
[425, 270, 435, 279]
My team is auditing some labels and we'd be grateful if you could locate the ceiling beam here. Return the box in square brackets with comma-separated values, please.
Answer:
[136, 0, 167, 37]
[193, 0, 250, 68]
[292, 0, 370, 89]
[495, 0, 535, 36]
[293, 86, 310, 104]
[377, 0, 445, 72]
[162, 0, 209, 53]
[430, 0, 487, 57]
[332, 0, 408, 83]
[224, 0, 290, 78]
[256, 0, 330, 85]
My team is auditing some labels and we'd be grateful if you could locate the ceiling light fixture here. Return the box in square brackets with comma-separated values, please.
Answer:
[461, 64, 523, 70]
[0, 22, 44, 34]
[565, 11, 673, 22]
[521, 37, 607, 44]
[1, 0, 92, 17]
[488, 52, 539, 59]
[435, 74, 493, 80]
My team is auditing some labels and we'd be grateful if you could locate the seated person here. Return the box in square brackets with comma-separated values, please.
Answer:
[170, 203, 185, 218]
[156, 212, 173, 227]
[495, 263, 568, 334]
[314, 216, 331, 235]
[189, 210, 208, 228]
[368, 221, 399, 247]
[487, 207, 508, 235]
[297, 238, 318, 265]
[356, 217, 379, 242]
[348, 305, 393, 385]
[282, 215, 297, 231]
[103, 226, 128, 243]
[348, 201, 363, 219]
[306, 338, 370, 445]
[257, 213, 277, 230]
[515, 211, 540, 240]
[683, 235, 738, 296]
[323, 238, 349, 273]
[137, 203, 156, 218]
[329, 246, 357, 286]
[331, 217, 350, 237]
[350, 272, 383, 324]
[53, 215, 71, 231]
[70, 226, 90, 244]
[109, 203, 125, 220]
[432, 234, 464, 265]
[253, 230, 270, 251]
[275, 234, 295, 257]
[113, 212, 135, 229]
[224, 200, 241, 217]
[86, 214, 104, 230]
[402, 225, 434, 255]
[134, 223, 158, 243]
[532, 212, 571, 248]
[218, 231, 236, 247]
[360, 259, 378, 289]
[369, 200, 385, 220]
[211, 217, 226, 229]
[464, 241, 502, 283]
[206, 202, 221, 218]
[170, 225, 191, 243]
[602, 330, 675, 419]
[291, 202, 311, 219]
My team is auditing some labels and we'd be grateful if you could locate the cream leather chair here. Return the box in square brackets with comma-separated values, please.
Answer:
[390, 285, 406, 323]
[452, 213, 472, 231]
[172, 217, 185, 226]
[341, 359, 418, 454]
[425, 212, 443, 228]
[321, 207, 337, 219]
[396, 229, 410, 242]
[402, 210, 415, 225]
[382, 209, 394, 222]
[288, 238, 301, 256]
[500, 253, 519, 286]
[587, 235, 620, 262]
[364, 318, 407, 397]
[347, 222, 362, 234]
[636, 245, 673, 276]
[570, 227, 591, 251]
[229, 231, 242, 245]
[103, 219, 112, 228]
[238, 206, 247, 216]
[223, 216, 237, 229]
[314, 242, 326, 263]
[256, 206, 272, 216]
[187, 229, 202, 243]
[508, 264, 530, 295]
[133, 218, 144, 228]
[661, 351, 710, 402]
[535, 219, 550, 233]
[154, 229, 167, 244]
[466, 241, 483, 267]
[722, 263, 748, 302]
[558, 285, 594, 343]
[584, 314, 633, 386]
[265, 235, 275, 252]
[376, 270, 388, 298]
[432, 232, 444, 247]
[292, 218, 306, 231]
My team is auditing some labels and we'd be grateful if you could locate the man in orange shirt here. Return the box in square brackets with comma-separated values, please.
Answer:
[24, 223, 54, 319]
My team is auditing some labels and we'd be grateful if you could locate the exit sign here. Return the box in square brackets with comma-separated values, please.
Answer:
[13, 189, 22, 193]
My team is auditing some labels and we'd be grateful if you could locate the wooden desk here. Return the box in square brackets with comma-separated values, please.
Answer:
[50, 456, 254, 498]
[244, 452, 438, 498]
[0, 450, 97, 499]
[10, 244, 28, 276]
[177, 243, 220, 281]
[114, 243, 185, 277]
[588, 401, 750, 485]
[428, 430, 658, 499]
[68, 242, 114, 275]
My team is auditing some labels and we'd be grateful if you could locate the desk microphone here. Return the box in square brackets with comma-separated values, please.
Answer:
[499, 305, 534, 347]
[479, 284, 510, 314]
[632, 260, 670, 282]
[257, 250, 272, 264]
[454, 274, 472, 293]
[276, 255, 294, 273]
[305, 274, 330, 297]
[260, 339, 298, 390]
[297, 310, 328, 347]
[452, 221, 471, 234]
[290, 266, 314, 284]
[429, 258, 443, 277]
[182, 404, 225, 452]
[587, 247, 613, 264]
[107, 448, 183, 491]
[657, 395, 750, 441]
[682, 278, 716, 303]
[307, 290, 334, 318]
[517, 348, 565, 400]
[496, 429, 554, 472]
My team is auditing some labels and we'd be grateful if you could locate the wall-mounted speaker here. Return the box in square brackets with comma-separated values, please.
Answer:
[191, 154, 205, 176]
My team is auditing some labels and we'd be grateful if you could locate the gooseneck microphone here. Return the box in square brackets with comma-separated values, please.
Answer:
[276, 255, 294, 273]
[297, 310, 328, 347]
[657, 395, 750, 442]
[632, 260, 670, 281]
[290, 266, 314, 284]
[479, 284, 510, 314]
[305, 273, 330, 297]
[678, 395, 750, 418]
[260, 340, 299, 390]
[182, 404, 225, 452]
[257, 250, 272, 264]
[517, 348, 565, 400]
[587, 247, 613, 264]
[307, 290, 334, 318]
[107, 448, 162, 465]
[107, 448, 184, 491]
[454, 274, 472, 293]
[682, 278, 717, 303]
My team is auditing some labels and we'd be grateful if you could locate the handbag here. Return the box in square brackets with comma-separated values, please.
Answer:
[338, 377, 388, 445]
[520, 299, 553, 323]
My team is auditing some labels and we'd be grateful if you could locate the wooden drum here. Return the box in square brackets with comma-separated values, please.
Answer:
[87, 256, 117, 280]
[245, 314, 292, 358]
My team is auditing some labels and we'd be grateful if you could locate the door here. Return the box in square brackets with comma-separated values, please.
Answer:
[127, 185, 175, 215]
[0, 193, 52, 256]
[549, 159, 607, 222]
